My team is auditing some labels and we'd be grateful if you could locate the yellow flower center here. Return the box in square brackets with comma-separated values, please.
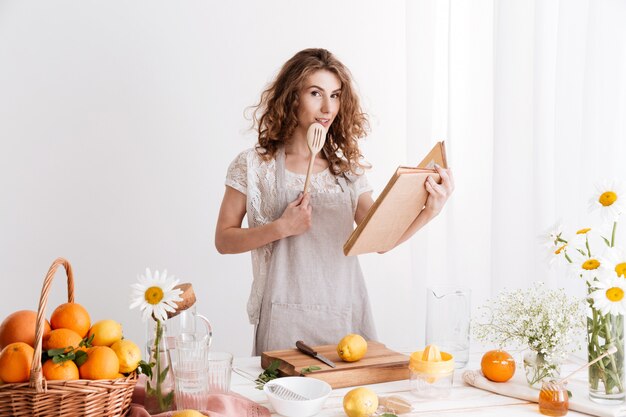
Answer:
[576, 228, 591, 234]
[606, 287, 624, 302]
[616, 263, 626, 278]
[145, 286, 164, 305]
[582, 259, 601, 270]
[599, 191, 617, 207]
[554, 244, 567, 255]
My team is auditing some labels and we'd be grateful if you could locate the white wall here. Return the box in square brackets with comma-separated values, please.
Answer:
[0, 1, 435, 356]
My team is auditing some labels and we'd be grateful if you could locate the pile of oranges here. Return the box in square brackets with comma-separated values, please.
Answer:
[0, 304, 141, 384]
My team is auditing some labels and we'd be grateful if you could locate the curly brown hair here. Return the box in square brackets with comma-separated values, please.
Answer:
[250, 48, 370, 175]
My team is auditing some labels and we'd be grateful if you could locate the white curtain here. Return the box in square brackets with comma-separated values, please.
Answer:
[407, 0, 626, 323]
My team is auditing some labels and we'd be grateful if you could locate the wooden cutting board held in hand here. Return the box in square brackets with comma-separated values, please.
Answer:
[261, 341, 409, 389]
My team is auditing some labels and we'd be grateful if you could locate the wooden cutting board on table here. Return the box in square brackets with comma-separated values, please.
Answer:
[261, 341, 409, 389]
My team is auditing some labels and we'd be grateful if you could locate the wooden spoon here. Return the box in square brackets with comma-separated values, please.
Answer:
[303, 122, 326, 193]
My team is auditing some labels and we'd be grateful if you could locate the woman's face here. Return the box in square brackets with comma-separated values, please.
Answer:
[296, 69, 342, 131]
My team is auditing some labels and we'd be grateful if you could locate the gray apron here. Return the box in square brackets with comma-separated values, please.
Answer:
[254, 148, 377, 355]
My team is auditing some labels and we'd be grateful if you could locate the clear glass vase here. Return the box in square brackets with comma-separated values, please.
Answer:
[523, 350, 561, 388]
[588, 307, 625, 404]
[145, 319, 176, 413]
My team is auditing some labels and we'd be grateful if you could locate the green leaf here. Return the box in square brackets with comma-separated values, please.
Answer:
[158, 365, 170, 383]
[301, 366, 322, 374]
[138, 360, 153, 378]
[80, 334, 95, 348]
[567, 390, 573, 398]
[47, 348, 67, 357]
[74, 350, 88, 367]
[164, 390, 175, 406]
[381, 414, 398, 417]
[254, 360, 282, 390]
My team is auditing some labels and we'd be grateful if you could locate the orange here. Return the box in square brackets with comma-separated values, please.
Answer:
[50, 303, 91, 338]
[0, 342, 34, 383]
[42, 328, 84, 352]
[78, 346, 120, 380]
[42, 358, 79, 381]
[481, 349, 516, 382]
[0, 310, 51, 349]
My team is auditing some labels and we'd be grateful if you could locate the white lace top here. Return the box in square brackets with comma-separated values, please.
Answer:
[225, 147, 373, 324]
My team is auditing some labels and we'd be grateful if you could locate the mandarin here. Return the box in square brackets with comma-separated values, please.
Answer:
[481, 349, 516, 382]
[78, 346, 119, 380]
[42, 328, 84, 352]
[0, 342, 34, 383]
[42, 358, 79, 381]
[50, 303, 91, 338]
[0, 310, 51, 349]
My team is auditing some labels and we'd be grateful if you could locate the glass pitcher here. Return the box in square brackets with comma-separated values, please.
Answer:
[425, 286, 471, 368]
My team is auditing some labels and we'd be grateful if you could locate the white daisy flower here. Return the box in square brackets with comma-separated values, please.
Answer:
[541, 222, 571, 268]
[541, 221, 567, 248]
[569, 248, 607, 283]
[589, 275, 626, 316]
[589, 180, 624, 222]
[130, 268, 183, 322]
[604, 246, 626, 278]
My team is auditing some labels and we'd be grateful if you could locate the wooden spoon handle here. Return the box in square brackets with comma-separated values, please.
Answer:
[303, 152, 316, 193]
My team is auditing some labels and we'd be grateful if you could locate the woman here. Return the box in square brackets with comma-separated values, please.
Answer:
[215, 48, 454, 355]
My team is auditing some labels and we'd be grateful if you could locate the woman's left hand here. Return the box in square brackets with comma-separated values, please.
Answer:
[424, 164, 455, 216]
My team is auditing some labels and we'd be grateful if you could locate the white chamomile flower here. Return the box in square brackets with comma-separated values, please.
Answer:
[569, 248, 607, 283]
[589, 180, 624, 222]
[541, 221, 567, 248]
[589, 275, 626, 316]
[604, 247, 626, 278]
[130, 268, 183, 322]
[541, 222, 570, 268]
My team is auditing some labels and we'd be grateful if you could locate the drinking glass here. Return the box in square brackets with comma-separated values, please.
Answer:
[208, 351, 233, 394]
[173, 325, 212, 410]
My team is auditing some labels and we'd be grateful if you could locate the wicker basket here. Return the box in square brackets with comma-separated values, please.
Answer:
[0, 258, 137, 417]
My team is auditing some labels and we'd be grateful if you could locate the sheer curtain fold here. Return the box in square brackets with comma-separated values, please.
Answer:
[407, 0, 626, 327]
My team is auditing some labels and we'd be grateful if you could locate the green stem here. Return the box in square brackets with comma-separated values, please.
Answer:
[611, 222, 617, 248]
[603, 316, 623, 392]
[586, 235, 592, 257]
[154, 320, 164, 410]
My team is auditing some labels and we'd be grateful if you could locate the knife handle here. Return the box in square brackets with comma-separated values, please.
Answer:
[296, 340, 317, 356]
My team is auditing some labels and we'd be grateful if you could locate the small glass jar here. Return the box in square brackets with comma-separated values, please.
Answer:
[538, 380, 569, 416]
[409, 345, 455, 399]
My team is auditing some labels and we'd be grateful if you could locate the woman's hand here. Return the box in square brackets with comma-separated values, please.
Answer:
[424, 164, 455, 216]
[278, 193, 312, 237]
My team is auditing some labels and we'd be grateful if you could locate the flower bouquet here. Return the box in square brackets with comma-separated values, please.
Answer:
[474, 283, 585, 387]
[544, 181, 625, 403]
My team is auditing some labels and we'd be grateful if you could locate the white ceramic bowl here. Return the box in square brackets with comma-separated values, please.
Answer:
[263, 377, 332, 417]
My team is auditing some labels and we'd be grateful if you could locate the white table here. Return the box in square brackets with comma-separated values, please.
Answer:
[229, 353, 593, 417]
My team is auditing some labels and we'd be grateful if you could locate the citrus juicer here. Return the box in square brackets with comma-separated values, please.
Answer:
[409, 344, 455, 398]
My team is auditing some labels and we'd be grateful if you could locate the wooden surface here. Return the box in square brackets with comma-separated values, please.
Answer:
[232, 350, 593, 417]
[261, 341, 410, 388]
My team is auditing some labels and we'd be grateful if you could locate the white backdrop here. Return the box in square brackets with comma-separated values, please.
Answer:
[1, 0, 625, 359]
[0, 0, 424, 356]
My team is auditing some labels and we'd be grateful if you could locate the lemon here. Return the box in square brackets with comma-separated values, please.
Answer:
[172, 410, 206, 417]
[343, 387, 378, 417]
[110, 339, 141, 373]
[337, 334, 368, 362]
[88, 320, 123, 347]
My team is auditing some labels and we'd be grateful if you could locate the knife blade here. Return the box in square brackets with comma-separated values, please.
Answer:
[296, 340, 336, 368]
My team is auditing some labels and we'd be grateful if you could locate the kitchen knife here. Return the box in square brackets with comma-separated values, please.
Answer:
[296, 340, 337, 368]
